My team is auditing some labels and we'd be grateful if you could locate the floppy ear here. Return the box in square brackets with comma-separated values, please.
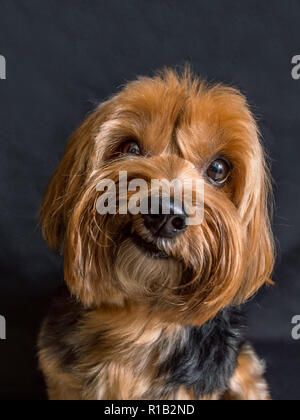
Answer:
[40, 102, 110, 252]
[235, 118, 274, 303]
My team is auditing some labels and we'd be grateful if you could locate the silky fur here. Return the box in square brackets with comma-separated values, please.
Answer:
[39, 68, 274, 400]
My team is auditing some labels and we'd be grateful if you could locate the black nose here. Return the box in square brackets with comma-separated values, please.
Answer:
[142, 198, 187, 238]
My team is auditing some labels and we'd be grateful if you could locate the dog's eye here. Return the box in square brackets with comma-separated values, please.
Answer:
[207, 159, 231, 185]
[122, 141, 142, 156]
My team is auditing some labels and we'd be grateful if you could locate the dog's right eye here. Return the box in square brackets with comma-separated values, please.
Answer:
[206, 158, 231, 186]
[121, 141, 142, 156]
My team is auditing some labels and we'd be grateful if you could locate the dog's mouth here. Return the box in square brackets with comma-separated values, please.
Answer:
[131, 232, 169, 259]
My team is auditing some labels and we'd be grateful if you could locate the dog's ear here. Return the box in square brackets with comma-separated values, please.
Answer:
[40, 102, 110, 252]
[235, 118, 274, 303]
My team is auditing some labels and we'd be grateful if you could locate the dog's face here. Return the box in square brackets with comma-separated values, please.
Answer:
[41, 70, 274, 325]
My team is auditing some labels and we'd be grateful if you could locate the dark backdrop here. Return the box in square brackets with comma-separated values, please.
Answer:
[0, 0, 299, 400]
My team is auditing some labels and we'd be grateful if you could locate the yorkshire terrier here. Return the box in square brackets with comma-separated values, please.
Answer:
[38, 69, 274, 400]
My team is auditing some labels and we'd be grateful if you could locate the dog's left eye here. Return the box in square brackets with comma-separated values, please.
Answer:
[121, 141, 142, 156]
[207, 159, 231, 185]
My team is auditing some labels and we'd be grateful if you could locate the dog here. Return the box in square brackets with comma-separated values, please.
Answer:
[38, 68, 274, 400]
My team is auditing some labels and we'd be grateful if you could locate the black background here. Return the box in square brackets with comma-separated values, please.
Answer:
[0, 0, 299, 400]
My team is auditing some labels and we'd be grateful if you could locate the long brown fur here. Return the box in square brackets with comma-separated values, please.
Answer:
[39, 68, 274, 400]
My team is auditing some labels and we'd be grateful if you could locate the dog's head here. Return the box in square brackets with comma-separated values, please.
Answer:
[41, 69, 274, 325]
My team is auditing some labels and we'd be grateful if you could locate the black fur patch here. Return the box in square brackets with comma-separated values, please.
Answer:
[158, 308, 245, 398]
[39, 287, 85, 368]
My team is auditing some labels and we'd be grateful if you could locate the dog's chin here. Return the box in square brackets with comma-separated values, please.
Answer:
[131, 232, 169, 259]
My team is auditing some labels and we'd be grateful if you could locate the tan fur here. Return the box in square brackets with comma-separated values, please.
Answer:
[39, 349, 83, 400]
[222, 344, 271, 400]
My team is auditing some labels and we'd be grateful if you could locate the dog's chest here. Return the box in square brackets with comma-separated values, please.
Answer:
[85, 309, 244, 399]
[41, 289, 244, 399]
[156, 309, 244, 398]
